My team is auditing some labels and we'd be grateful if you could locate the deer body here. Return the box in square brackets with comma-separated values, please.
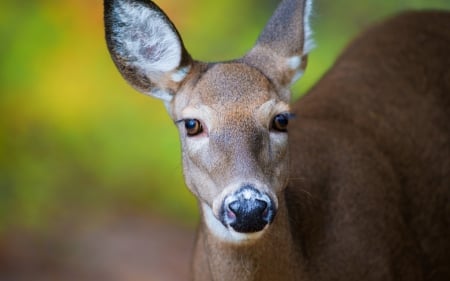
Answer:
[104, 1, 449, 280]
[287, 12, 450, 280]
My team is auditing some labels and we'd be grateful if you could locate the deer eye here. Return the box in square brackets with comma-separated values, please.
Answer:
[184, 119, 203, 136]
[271, 113, 290, 132]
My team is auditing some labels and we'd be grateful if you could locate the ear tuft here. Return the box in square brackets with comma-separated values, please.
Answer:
[171, 65, 191, 82]
[104, 0, 192, 101]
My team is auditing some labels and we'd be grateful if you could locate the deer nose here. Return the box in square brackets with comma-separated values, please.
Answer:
[221, 186, 276, 233]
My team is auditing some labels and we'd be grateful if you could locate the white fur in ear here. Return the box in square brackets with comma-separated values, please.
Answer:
[287, 56, 302, 70]
[151, 88, 174, 102]
[171, 66, 191, 82]
[112, 1, 182, 77]
[303, 0, 315, 54]
[286, 55, 304, 85]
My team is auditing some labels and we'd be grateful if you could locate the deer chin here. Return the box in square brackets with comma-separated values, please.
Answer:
[201, 203, 269, 244]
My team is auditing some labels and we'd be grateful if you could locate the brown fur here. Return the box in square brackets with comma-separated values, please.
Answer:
[288, 11, 449, 280]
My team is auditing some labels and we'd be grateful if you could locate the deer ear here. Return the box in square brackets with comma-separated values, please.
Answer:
[104, 0, 192, 102]
[241, 0, 314, 98]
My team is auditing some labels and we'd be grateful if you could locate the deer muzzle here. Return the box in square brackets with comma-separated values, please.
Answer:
[220, 185, 277, 233]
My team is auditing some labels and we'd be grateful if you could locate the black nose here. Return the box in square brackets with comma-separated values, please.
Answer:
[221, 186, 276, 233]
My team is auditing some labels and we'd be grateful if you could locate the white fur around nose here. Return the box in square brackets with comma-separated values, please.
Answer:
[242, 189, 253, 200]
[113, 1, 182, 75]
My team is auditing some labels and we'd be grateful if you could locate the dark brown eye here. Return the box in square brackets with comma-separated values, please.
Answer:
[272, 114, 289, 132]
[184, 119, 203, 136]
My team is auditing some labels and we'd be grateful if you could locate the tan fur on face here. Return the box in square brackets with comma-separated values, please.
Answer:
[170, 63, 291, 210]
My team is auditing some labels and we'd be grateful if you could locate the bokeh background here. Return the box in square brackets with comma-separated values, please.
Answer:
[1, 0, 449, 280]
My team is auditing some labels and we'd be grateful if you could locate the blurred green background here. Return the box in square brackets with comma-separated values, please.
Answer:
[1, 0, 449, 234]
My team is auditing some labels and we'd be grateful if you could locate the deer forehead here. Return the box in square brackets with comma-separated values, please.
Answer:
[198, 64, 272, 102]
[174, 63, 285, 122]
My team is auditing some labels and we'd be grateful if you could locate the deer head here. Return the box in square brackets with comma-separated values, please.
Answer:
[104, 0, 313, 243]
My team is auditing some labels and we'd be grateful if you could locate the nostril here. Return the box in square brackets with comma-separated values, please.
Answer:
[228, 200, 240, 214]
[226, 205, 237, 221]
[255, 200, 268, 215]
[262, 204, 269, 217]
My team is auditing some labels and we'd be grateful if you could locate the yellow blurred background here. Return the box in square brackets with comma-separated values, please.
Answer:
[1, 0, 449, 280]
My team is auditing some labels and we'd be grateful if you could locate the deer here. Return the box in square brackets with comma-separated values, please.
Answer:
[103, 0, 450, 280]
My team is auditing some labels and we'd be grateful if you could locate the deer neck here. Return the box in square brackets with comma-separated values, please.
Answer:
[196, 195, 305, 281]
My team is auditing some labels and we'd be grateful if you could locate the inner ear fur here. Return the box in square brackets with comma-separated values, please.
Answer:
[104, 0, 192, 101]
